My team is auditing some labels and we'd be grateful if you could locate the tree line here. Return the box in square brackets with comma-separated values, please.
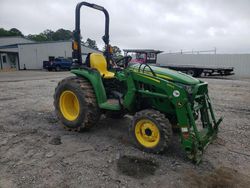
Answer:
[0, 28, 122, 57]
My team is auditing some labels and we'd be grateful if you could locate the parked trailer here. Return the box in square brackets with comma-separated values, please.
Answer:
[123, 49, 235, 77]
[159, 64, 234, 77]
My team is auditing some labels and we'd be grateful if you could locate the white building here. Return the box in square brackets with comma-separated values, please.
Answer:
[0, 36, 32, 70]
[0, 36, 99, 70]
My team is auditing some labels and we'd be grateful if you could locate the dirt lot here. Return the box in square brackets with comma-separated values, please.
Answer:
[0, 71, 250, 188]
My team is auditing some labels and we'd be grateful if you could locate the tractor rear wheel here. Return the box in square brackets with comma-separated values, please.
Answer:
[130, 109, 172, 153]
[54, 76, 100, 131]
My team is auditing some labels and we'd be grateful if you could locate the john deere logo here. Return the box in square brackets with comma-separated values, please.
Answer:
[173, 90, 180, 97]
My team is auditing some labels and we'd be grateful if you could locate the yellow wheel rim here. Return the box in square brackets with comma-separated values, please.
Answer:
[135, 119, 160, 148]
[59, 90, 80, 121]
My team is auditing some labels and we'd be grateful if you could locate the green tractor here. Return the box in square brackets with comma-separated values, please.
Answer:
[54, 2, 222, 162]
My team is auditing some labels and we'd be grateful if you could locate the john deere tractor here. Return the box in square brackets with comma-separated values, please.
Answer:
[54, 2, 222, 162]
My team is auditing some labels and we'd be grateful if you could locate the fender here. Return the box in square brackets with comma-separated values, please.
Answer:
[71, 69, 107, 105]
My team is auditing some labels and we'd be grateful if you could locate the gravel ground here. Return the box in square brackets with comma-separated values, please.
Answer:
[0, 71, 250, 188]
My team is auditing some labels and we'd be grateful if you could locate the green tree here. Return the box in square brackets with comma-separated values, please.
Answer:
[112, 46, 122, 57]
[27, 29, 73, 42]
[102, 45, 123, 58]
[9, 28, 23, 36]
[85, 38, 98, 50]
[0, 28, 10, 36]
[27, 34, 47, 41]
[0, 27, 73, 42]
[52, 29, 72, 41]
[0, 28, 23, 37]
[42, 29, 54, 41]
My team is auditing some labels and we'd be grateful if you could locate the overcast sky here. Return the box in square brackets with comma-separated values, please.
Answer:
[1, 0, 250, 53]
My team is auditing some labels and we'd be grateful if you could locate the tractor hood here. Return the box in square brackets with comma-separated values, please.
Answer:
[129, 64, 200, 85]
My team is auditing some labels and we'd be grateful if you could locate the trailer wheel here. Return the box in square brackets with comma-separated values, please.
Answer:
[186, 69, 196, 77]
[196, 69, 203, 77]
[187, 69, 202, 77]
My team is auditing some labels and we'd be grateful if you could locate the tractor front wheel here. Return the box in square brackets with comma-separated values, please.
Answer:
[130, 109, 173, 153]
[54, 76, 100, 131]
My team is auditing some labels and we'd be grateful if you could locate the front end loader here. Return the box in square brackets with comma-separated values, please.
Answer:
[53, 1, 222, 163]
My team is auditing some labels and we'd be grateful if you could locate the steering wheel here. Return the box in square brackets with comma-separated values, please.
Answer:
[115, 56, 132, 68]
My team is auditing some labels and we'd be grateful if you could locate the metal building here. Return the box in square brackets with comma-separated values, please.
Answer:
[0, 36, 33, 46]
[0, 36, 99, 70]
[157, 53, 250, 77]
[0, 36, 33, 70]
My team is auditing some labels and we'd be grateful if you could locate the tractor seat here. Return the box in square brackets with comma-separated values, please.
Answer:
[90, 53, 115, 79]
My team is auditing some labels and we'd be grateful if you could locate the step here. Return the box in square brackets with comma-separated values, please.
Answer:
[106, 99, 120, 105]
[99, 98, 121, 111]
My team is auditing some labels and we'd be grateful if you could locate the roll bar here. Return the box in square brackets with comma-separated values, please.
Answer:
[72, 2, 110, 64]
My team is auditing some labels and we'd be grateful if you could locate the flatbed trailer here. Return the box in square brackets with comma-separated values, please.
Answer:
[158, 64, 234, 77]
[123, 49, 234, 77]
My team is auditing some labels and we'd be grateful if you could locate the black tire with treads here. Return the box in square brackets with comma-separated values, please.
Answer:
[54, 76, 100, 131]
[130, 109, 173, 153]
